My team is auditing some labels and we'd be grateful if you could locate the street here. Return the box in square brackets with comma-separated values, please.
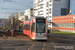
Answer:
[0, 33, 75, 50]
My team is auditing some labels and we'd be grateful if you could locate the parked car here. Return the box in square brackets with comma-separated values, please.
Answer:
[17, 29, 23, 32]
[17, 29, 20, 32]
[13, 29, 17, 32]
[20, 29, 23, 32]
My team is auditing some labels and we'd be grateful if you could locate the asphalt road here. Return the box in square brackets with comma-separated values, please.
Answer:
[0, 33, 75, 50]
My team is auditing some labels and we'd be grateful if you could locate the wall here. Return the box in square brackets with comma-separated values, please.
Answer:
[53, 15, 75, 31]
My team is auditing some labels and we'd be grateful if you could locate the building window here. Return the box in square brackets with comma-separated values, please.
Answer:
[40, 4, 43, 8]
[40, 14, 43, 15]
[49, 20, 51, 22]
[50, 4, 52, 6]
[49, 0, 52, 2]
[49, 12, 51, 14]
[49, 23, 51, 25]
[50, 0, 52, 2]
[46, 13, 48, 14]
[46, 16, 48, 17]
[46, 2, 48, 7]
[40, 0, 43, 2]
[46, 9, 48, 11]
[50, 8, 51, 10]
[38, 0, 40, 3]
[49, 16, 51, 18]
[49, 10, 51, 12]
[61, 8, 67, 16]
[40, 10, 43, 12]
[54, 0, 60, 1]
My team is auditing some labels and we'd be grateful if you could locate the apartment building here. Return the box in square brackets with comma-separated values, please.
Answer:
[19, 15, 25, 21]
[34, 0, 69, 29]
[24, 8, 33, 20]
[0, 19, 8, 30]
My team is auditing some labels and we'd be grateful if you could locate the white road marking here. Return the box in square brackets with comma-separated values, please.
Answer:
[52, 42, 56, 50]
[0, 40, 5, 43]
[0, 33, 7, 43]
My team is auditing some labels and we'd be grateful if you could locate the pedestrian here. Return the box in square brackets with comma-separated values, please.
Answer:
[47, 29, 49, 37]
[47, 29, 49, 33]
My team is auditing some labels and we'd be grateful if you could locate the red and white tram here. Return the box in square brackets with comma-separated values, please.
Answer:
[23, 17, 47, 40]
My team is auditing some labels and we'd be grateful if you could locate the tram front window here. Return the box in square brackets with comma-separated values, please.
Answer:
[36, 19, 46, 33]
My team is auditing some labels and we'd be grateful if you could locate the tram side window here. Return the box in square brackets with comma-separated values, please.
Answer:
[24, 24, 29, 30]
[23, 25, 26, 30]
[31, 23, 35, 32]
[27, 24, 29, 30]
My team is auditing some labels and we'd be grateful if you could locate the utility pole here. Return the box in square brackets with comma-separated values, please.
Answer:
[11, 17, 13, 29]
[17, 8, 19, 30]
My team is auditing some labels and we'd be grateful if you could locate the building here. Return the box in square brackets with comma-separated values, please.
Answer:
[53, 15, 75, 33]
[70, 0, 75, 14]
[15, 13, 24, 20]
[34, 0, 70, 29]
[0, 19, 8, 30]
[24, 8, 33, 21]
[19, 15, 25, 21]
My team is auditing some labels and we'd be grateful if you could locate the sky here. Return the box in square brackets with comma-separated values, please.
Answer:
[0, 0, 33, 19]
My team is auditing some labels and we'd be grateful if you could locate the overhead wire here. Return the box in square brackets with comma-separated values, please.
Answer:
[0, 0, 33, 15]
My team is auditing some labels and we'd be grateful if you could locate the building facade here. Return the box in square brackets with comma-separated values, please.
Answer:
[0, 19, 8, 30]
[34, 0, 69, 29]
[19, 15, 25, 21]
[24, 8, 33, 21]
[70, 0, 75, 15]
[53, 15, 75, 33]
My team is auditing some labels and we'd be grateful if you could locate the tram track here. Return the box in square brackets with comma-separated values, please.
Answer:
[28, 41, 36, 50]
[28, 41, 46, 50]
[14, 40, 56, 50]
[42, 41, 56, 50]
[0, 33, 8, 43]
[42, 42, 45, 50]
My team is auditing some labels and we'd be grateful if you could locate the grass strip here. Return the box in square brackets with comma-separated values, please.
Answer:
[50, 31, 75, 36]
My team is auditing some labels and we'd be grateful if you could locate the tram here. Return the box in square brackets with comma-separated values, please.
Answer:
[23, 17, 47, 40]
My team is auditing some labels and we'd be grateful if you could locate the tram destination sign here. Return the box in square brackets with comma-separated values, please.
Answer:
[36, 19, 45, 23]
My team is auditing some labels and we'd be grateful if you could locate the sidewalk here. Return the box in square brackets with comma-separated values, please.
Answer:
[0, 36, 31, 41]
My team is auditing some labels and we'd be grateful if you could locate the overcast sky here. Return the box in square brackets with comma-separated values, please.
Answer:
[0, 0, 33, 19]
